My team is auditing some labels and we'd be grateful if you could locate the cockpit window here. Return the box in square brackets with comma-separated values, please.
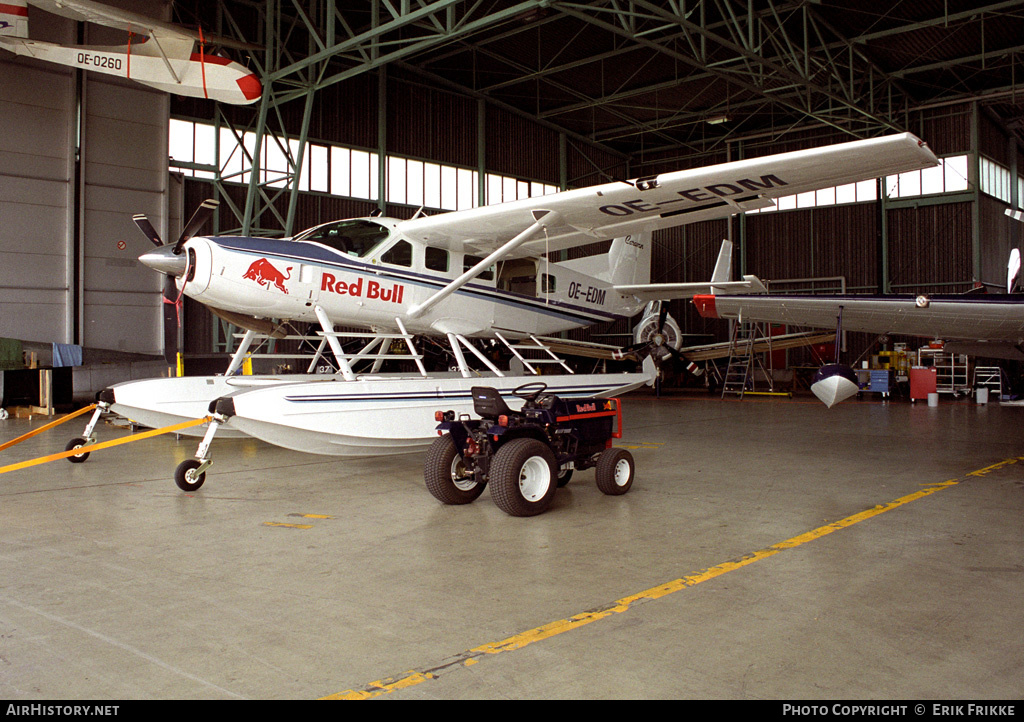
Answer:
[293, 219, 390, 258]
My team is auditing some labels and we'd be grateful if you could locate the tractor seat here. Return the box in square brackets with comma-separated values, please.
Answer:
[471, 386, 513, 418]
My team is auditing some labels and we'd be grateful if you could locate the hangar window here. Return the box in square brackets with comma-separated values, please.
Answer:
[747, 154, 970, 213]
[888, 155, 969, 199]
[980, 157, 1011, 203]
[170, 119, 561, 214]
[486, 173, 559, 205]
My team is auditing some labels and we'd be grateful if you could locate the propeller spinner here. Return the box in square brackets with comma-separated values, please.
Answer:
[134, 198, 219, 275]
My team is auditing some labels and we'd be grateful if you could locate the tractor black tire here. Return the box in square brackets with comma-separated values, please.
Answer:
[424, 434, 484, 505]
[65, 437, 90, 463]
[489, 438, 558, 517]
[595, 448, 635, 496]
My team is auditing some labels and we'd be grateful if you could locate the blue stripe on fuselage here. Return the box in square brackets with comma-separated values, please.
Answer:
[209, 236, 619, 325]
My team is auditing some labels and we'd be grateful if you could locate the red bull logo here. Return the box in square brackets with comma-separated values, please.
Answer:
[243, 258, 292, 294]
[321, 273, 405, 304]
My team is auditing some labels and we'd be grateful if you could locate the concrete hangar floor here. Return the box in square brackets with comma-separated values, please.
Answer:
[0, 388, 1020, 700]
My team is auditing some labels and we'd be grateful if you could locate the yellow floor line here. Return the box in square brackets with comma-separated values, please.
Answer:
[323, 455, 1023, 700]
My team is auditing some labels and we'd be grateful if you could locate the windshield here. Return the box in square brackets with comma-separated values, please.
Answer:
[293, 219, 390, 258]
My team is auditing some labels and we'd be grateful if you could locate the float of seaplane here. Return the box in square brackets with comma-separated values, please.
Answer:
[70, 132, 939, 490]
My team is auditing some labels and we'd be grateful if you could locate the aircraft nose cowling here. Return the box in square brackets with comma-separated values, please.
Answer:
[139, 245, 188, 277]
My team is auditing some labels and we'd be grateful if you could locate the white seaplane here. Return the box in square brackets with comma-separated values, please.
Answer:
[69, 132, 938, 490]
[0, 0, 261, 105]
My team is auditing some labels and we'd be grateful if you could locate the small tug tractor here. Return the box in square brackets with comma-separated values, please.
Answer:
[425, 382, 635, 516]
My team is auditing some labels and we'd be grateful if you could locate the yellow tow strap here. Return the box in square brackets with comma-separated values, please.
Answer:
[0, 415, 212, 476]
[0, 404, 98, 453]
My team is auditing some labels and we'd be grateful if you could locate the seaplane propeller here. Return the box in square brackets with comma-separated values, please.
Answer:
[133, 199, 219, 362]
[135, 198, 219, 272]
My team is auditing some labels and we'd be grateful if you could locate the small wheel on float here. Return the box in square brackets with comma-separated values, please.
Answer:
[175, 459, 206, 492]
[489, 438, 558, 517]
[595, 448, 635, 496]
[424, 434, 485, 505]
[65, 437, 90, 463]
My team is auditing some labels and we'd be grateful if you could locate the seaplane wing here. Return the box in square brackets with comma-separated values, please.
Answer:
[693, 293, 1024, 360]
[0, 0, 261, 104]
[397, 133, 937, 260]
[397, 133, 935, 320]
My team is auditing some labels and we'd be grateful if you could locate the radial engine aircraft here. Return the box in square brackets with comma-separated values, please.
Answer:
[0, 0, 261, 105]
[68, 132, 937, 489]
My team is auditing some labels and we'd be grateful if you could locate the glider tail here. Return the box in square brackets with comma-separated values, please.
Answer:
[0, 1, 28, 37]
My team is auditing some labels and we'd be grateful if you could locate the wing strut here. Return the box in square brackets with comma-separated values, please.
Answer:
[406, 209, 562, 320]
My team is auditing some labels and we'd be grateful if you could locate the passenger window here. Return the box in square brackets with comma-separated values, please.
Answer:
[426, 247, 449, 273]
[541, 273, 556, 293]
[464, 254, 495, 281]
[381, 240, 413, 267]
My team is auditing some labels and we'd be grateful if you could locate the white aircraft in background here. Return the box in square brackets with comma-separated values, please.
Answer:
[70, 132, 937, 490]
[0, 0, 261, 105]
[693, 239, 1024, 407]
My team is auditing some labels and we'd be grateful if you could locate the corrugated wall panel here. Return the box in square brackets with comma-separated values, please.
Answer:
[745, 204, 878, 292]
[566, 143, 627, 189]
[886, 201, 973, 293]
[915, 104, 971, 156]
[808, 204, 880, 290]
[979, 194, 1014, 289]
[979, 110, 1011, 165]
[485, 106, 560, 183]
[746, 210, 817, 282]
[388, 80, 477, 167]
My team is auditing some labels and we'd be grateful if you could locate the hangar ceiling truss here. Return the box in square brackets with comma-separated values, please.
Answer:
[176, 0, 1024, 235]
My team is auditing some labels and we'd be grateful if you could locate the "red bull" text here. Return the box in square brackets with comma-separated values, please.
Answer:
[321, 273, 405, 304]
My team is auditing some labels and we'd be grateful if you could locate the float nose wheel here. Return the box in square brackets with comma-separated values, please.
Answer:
[64, 437, 91, 463]
[174, 414, 223, 492]
[65, 403, 108, 464]
[175, 458, 209, 491]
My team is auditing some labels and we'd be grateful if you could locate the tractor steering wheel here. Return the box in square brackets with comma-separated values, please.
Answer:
[513, 381, 548, 402]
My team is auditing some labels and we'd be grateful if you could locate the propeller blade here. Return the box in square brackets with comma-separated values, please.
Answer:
[656, 305, 668, 334]
[173, 198, 219, 254]
[132, 214, 163, 247]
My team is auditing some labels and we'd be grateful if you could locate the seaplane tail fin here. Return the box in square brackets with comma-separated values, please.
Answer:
[555, 230, 652, 284]
[613, 239, 766, 301]
[607, 230, 652, 286]
[0, 1, 28, 37]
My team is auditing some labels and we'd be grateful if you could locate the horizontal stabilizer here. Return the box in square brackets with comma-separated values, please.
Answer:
[615, 275, 766, 302]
